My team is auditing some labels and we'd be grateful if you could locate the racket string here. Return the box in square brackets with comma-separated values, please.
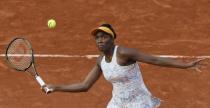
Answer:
[6, 38, 33, 71]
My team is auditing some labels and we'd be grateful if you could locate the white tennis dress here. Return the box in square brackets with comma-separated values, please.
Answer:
[101, 46, 160, 108]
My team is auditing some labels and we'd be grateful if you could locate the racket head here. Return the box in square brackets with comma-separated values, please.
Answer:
[5, 37, 34, 71]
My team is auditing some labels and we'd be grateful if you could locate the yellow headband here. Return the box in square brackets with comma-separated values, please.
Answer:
[92, 26, 115, 38]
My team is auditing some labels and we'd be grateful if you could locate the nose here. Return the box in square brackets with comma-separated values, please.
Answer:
[96, 37, 104, 43]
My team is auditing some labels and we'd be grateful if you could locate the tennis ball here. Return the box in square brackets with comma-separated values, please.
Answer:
[47, 19, 56, 29]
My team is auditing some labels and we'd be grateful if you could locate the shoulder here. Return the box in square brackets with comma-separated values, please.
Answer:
[117, 45, 139, 56]
[117, 45, 143, 63]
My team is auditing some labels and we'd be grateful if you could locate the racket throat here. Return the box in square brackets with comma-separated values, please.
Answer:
[26, 64, 38, 76]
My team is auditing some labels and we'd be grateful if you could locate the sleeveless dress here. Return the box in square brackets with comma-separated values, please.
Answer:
[101, 46, 161, 108]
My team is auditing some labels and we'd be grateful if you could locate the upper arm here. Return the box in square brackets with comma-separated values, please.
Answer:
[118, 46, 189, 68]
[82, 55, 103, 90]
[118, 46, 159, 64]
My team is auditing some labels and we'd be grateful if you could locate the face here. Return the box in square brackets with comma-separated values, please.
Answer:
[94, 31, 114, 52]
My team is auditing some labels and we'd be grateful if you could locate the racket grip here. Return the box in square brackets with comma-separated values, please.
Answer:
[35, 76, 46, 87]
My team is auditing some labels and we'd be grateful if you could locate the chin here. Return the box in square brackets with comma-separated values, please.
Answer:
[97, 47, 105, 52]
[98, 48, 104, 52]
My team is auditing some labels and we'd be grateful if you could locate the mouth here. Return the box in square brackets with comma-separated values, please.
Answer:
[98, 46, 104, 49]
[98, 44, 105, 48]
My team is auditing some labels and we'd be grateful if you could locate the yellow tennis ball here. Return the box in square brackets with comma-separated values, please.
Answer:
[47, 19, 56, 29]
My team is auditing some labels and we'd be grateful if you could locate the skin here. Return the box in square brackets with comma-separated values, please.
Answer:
[43, 31, 207, 93]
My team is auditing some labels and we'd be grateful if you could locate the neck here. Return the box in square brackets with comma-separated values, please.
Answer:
[103, 44, 115, 57]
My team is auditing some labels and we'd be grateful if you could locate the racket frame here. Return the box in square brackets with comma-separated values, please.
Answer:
[5, 37, 52, 93]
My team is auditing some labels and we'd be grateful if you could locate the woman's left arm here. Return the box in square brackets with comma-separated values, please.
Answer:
[119, 47, 207, 71]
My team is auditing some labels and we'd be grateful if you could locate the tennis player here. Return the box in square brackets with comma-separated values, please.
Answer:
[43, 23, 206, 108]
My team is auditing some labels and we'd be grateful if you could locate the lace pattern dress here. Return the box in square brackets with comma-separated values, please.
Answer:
[101, 46, 161, 108]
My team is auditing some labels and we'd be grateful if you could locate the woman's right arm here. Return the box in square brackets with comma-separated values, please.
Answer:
[45, 56, 103, 93]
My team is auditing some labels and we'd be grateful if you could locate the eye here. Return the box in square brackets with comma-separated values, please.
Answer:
[95, 35, 100, 39]
[104, 34, 111, 39]
[94, 36, 98, 39]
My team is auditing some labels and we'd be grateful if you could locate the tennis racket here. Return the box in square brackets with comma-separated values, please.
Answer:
[5, 37, 51, 94]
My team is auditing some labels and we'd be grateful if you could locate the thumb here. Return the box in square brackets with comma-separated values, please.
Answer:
[195, 67, 202, 72]
[195, 58, 206, 62]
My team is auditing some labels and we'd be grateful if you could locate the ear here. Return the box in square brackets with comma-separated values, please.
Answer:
[110, 37, 115, 43]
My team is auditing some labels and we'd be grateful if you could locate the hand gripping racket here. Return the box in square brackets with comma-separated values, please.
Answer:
[5, 38, 51, 94]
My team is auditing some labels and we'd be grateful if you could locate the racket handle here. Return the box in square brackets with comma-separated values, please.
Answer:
[35, 76, 46, 87]
[35, 76, 53, 94]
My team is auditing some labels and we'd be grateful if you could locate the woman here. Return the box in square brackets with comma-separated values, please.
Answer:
[44, 23, 206, 108]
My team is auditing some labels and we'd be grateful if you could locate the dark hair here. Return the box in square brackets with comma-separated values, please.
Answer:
[100, 23, 117, 39]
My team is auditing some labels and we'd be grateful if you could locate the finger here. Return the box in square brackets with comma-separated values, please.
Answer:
[194, 58, 205, 63]
[193, 59, 207, 66]
[198, 58, 206, 60]
[201, 60, 208, 63]
[197, 63, 208, 68]
[199, 65, 208, 70]
[200, 63, 208, 67]
[195, 68, 202, 72]
[200, 62, 208, 65]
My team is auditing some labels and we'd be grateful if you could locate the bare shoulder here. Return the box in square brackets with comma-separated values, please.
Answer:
[117, 45, 138, 56]
[117, 45, 139, 65]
